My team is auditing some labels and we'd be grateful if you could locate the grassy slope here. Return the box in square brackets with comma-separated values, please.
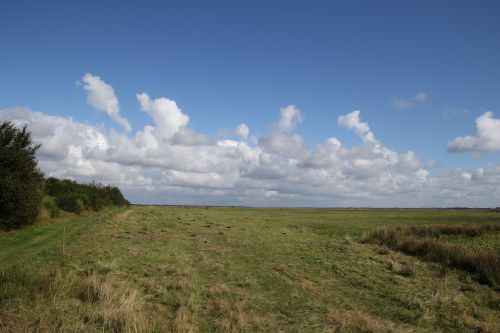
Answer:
[1, 207, 499, 332]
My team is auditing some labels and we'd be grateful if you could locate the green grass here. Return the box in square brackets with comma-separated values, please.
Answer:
[1, 207, 499, 332]
[0, 207, 118, 268]
[442, 233, 500, 254]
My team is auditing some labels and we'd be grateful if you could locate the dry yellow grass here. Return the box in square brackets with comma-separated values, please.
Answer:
[327, 308, 397, 333]
[164, 268, 197, 333]
[206, 284, 250, 333]
[77, 272, 148, 332]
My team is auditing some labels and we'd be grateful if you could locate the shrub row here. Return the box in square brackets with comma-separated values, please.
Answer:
[44, 178, 130, 214]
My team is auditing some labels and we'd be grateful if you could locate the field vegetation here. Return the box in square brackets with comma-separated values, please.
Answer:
[1, 207, 499, 332]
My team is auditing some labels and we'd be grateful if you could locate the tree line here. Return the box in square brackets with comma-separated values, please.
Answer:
[0, 121, 129, 230]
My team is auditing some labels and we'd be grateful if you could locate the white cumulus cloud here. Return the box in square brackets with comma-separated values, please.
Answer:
[1, 75, 499, 207]
[258, 105, 307, 158]
[136, 92, 189, 139]
[448, 111, 500, 153]
[235, 123, 249, 140]
[81, 73, 132, 132]
[338, 110, 376, 143]
[3, 104, 499, 207]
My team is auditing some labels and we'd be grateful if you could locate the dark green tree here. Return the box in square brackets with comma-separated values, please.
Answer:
[0, 122, 44, 229]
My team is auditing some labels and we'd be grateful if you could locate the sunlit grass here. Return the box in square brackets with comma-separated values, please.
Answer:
[1, 207, 499, 332]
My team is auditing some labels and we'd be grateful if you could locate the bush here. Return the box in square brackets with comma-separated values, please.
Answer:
[0, 122, 44, 229]
[56, 193, 85, 214]
[42, 196, 61, 218]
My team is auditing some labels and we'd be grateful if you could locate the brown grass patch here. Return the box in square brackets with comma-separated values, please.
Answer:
[204, 241, 230, 254]
[206, 284, 249, 333]
[37, 207, 51, 219]
[327, 308, 395, 333]
[126, 246, 145, 258]
[343, 234, 353, 245]
[266, 262, 288, 273]
[77, 273, 147, 332]
[172, 294, 197, 333]
[234, 277, 255, 288]
[295, 277, 317, 292]
[169, 270, 198, 333]
[298, 242, 313, 251]
[385, 259, 414, 277]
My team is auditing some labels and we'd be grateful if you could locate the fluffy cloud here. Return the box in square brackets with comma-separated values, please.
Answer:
[300, 111, 427, 201]
[258, 105, 307, 158]
[235, 123, 249, 140]
[1, 76, 499, 207]
[338, 110, 375, 143]
[136, 93, 189, 139]
[81, 73, 132, 132]
[391, 92, 427, 110]
[448, 111, 500, 153]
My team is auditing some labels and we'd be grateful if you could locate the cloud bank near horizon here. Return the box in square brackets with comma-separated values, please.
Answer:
[1, 74, 499, 207]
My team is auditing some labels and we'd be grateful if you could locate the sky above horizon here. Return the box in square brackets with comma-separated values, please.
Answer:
[1, 0, 500, 207]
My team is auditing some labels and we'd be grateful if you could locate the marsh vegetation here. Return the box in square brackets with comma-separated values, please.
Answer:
[1, 207, 499, 332]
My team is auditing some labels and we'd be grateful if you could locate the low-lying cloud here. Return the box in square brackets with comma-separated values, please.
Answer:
[1, 76, 498, 207]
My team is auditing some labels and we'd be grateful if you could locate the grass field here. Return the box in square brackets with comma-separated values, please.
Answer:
[1, 206, 500, 332]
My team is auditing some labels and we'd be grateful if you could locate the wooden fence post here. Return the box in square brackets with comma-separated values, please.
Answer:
[62, 227, 66, 255]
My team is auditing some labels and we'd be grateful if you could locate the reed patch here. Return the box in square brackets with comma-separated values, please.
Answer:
[362, 224, 500, 287]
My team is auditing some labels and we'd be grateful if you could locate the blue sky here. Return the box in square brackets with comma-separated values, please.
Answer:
[1, 1, 500, 206]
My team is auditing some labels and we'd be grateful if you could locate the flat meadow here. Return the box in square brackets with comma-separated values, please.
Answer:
[1, 206, 499, 332]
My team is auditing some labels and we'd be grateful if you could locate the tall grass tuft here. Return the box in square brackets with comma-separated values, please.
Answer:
[362, 224, 500, 287]
[0, 265, 148, 332]
[77, 272, 146, 332]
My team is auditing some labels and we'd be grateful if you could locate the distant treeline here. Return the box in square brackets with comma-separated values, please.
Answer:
[44, 178, 130, 215]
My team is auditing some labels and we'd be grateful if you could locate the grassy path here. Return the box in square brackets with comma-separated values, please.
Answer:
[0, 208, 123, 268]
